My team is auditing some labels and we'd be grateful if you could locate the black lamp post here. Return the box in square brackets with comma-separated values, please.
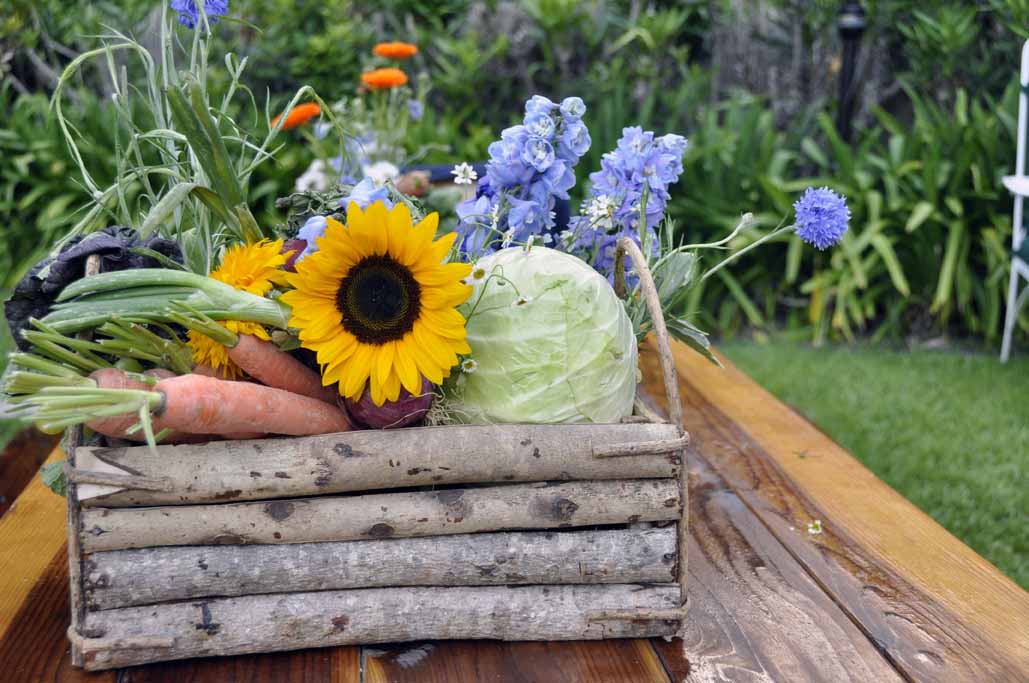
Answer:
[836, 1, 867, 143]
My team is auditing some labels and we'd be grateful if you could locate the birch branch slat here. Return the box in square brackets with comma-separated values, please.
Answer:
[79, 584, 682, 670]
[84, 527, 678, 610]
[80, 479, 681, 552]
[74, 423, 682, 507]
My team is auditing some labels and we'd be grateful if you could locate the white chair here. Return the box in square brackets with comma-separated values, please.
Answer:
[1001, 39, 1029, 362]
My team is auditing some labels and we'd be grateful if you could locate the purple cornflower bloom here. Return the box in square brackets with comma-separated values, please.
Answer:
[793, 187, 850, 250]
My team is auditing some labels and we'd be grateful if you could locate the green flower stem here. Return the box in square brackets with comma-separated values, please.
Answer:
[701, 224, 795, 283]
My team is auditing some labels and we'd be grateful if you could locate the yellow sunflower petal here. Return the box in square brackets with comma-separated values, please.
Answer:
[383, 367, 402, 402]
[374, 341, 395, 389]
[403, 331, 445, 385]
[386, 203, 413, 264]
[421, 282, 474, 310]
[342, 343, 375, 399]
[392, 344, 421, 395]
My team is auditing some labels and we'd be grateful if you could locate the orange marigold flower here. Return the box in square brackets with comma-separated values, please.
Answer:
[372, 41, 419, 60]
[361, 68, 409, 90]
[271, 102, 321, 130]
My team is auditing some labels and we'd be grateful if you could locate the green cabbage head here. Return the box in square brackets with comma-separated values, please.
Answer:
[445, 246, 637, 424]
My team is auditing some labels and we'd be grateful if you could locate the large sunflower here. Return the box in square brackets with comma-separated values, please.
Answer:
[282, 201, 472, 406]
[187, 239, 291, 379]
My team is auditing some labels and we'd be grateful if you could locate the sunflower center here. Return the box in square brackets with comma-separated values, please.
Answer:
[336, 255, 421, 344]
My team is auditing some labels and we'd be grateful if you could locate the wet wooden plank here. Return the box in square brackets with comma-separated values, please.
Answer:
[116, 648, 360, 683]
[363, 639, 671, 683]
[641, 340, 1029, 680]
[667, 456, 902, 682]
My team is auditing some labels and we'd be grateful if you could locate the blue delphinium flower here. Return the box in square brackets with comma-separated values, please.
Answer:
[170, 0, 229, 29]
[456, 95, 592, 257]
[340, 177, 393, 211]
[295, 179, 394, 261]
[408, 99, 424, 121]
[296, 216, 328, 262]
[563, 126, 687, 282]
[793, 187, 850, 250]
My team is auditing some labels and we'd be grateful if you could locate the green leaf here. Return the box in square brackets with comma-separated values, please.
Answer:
[801, 138, 829, 168]
[666, 317, 722, 367]
[40, 461, 67, 497]
[932, 221, 965, 313]
[139, 183, 197, 237]
[905, 201, 934, 233]
[870, 235, 910, 296]
[716, 270, 764, 327]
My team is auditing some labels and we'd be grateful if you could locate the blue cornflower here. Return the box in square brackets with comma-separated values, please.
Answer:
[408, 99, 424, 121]
[793, 187, 850, 250]
[170, 0, 228, 29]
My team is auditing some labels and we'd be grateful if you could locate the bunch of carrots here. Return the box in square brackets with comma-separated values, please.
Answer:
[86, 333, 351, 443]
[4, 314, 353, 447]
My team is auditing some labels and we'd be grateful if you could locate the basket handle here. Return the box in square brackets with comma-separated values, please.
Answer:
[613, 238, 684, 432]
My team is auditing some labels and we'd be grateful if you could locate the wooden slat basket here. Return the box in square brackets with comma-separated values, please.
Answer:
[63, 240, 689, 671]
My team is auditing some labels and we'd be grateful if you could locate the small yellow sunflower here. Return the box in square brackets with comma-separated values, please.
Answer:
[281, 201, 472, 406]
[187, 239, 292, 379]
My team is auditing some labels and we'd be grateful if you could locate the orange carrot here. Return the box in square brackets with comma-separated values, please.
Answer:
[87, 369, 266, 443]
[155, 374, 351, 436]
[227, 334, 337, 404]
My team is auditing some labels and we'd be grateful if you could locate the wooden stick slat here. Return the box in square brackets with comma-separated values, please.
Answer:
[79, 584, 681, 670]
[84, 528, 678, 611]
[76, 423, 682, 507]
[592, 435, 689, 458]
[80, 478, 682, 553]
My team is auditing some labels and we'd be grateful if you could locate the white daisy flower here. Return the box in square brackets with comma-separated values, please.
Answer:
[451, 162, 478, 185]
[460, 358, 478, 373]
[465, 265, 487, 284]
[807, 520, 823, 535]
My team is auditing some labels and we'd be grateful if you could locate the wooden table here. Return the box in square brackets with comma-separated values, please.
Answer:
[1, 341, 1027, 682]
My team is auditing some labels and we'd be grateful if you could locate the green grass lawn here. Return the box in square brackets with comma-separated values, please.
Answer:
[720, 340, 1028, 590]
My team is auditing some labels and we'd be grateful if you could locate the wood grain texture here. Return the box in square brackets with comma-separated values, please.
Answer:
[116, 647, 360, 683]
[0, 448, 68, 638]
[673, 455, 904, 682]
[0, 546, 115, 683]
[79, 479, 681, 552]
[642, 340, 1029, 681]
[363, 640, 672, 683]
[75, 423, 681, 507]
[0, 428, 59, 516]
[80, 585, 681, 670]
[85, 528, 677, 610]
